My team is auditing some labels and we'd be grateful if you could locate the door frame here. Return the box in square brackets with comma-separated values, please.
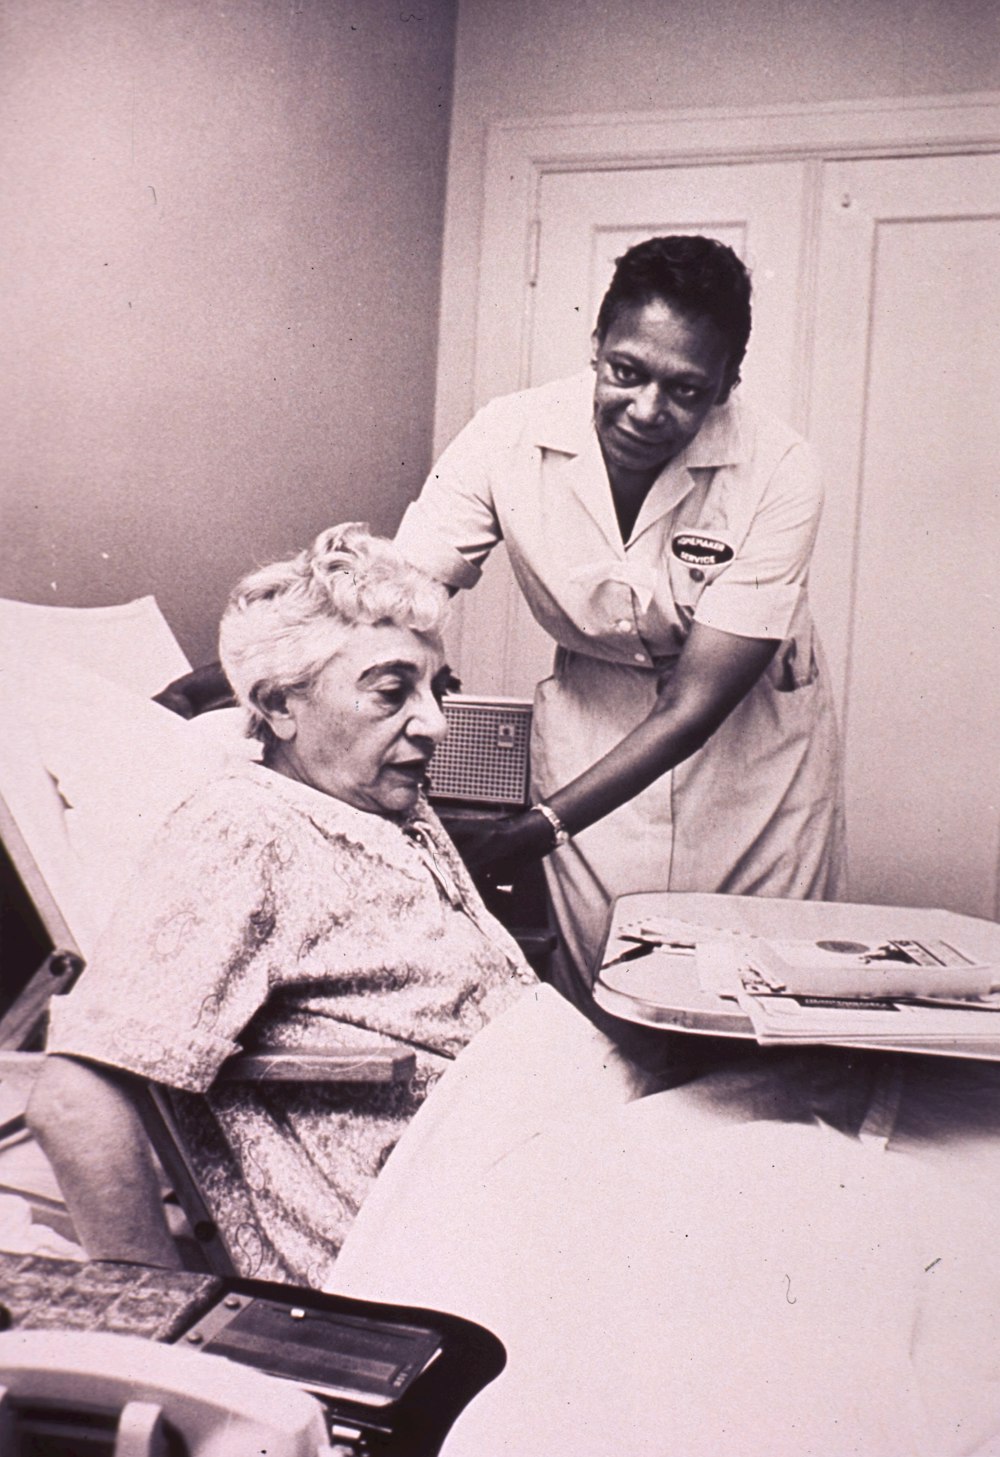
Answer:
[437, 92, 1000, 680]
[457, 92, 1000, 430]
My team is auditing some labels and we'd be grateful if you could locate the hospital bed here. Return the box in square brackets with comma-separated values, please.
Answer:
[6, 594, 1000, 1456]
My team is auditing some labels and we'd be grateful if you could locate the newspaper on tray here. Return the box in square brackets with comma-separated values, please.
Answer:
[734, 990, 1000, 1047]
[601, 917, 1000, 1052]
[694, 932, 1000, 1049]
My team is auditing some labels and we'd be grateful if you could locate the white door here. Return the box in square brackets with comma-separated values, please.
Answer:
[452, 160, 809, 697]
[808, 153, 1000, 918]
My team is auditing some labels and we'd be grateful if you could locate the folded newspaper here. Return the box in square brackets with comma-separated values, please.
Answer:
[734, 990, 1000, 1048]
[599, 916, 1000, 1054]
[694, 932, 1000, 1051]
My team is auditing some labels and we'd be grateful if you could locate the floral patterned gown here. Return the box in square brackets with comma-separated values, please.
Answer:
[46, 761, 535, 1287]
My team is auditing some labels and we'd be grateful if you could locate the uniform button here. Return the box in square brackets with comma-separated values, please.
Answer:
[689, 567, 705, 583]
[616, 618, 631, 633]
[633, 652, 646, 663]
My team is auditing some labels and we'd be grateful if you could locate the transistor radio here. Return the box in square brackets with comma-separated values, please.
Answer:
[429, 695, 533, 807]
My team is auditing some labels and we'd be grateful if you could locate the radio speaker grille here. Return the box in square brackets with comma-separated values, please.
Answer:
[429, 696, 533, 807]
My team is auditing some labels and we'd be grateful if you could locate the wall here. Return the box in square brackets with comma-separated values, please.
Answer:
[1, 0, 456, 666]
[436, 0, 1000, 448]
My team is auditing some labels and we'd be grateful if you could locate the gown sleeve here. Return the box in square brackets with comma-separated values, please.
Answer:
[45, 783, 301, 1093]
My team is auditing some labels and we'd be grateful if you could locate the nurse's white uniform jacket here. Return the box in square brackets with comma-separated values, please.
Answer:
[396, 371, 846, 985]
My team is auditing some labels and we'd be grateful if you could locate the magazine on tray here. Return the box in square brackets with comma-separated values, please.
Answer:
[737, 935, 994, 1000]
[711, 933, 1000, 1051]
[600, 915, 1000, 1055]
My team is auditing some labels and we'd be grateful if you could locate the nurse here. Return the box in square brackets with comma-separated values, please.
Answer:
[393, 235, 846, 1002]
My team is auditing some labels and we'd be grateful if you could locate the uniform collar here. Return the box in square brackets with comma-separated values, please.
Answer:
[532, 372, 748, 548]
[532, 370, 599, 454]
[530, 370, 748, 468]
[633, 399, 749, 540]
[681, 395, 748, 467]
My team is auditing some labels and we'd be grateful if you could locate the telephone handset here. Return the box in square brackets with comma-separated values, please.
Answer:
[0, 1328, 334, 1457]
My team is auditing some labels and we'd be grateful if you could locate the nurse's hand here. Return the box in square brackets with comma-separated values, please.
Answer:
[449, 808, 557, 878]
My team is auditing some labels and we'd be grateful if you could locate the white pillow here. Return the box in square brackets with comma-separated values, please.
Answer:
[1, 653, 256, 951]
[0, 596, 191, 699]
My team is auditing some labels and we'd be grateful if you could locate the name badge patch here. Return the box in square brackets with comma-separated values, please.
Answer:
[671, 532, 734, 567]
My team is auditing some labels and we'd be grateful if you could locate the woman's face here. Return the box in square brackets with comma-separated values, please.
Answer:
[592, 296, 737, 478]
[269, 622, 450, 819]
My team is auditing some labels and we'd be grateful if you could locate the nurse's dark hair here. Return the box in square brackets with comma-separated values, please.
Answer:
[595, 235, 753, 382]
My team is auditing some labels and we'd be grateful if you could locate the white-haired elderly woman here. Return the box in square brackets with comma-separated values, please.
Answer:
[29, 525, 647, 1287]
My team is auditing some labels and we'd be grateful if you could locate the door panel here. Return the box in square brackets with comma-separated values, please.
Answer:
[453, 161, 808, 698]
[529, 164, 807, 416]
[809, 153, 1000, 917]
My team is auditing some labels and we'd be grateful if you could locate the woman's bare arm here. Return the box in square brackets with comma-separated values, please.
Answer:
[26, 1054, 182, 1268]
[548, 621, 779, 830]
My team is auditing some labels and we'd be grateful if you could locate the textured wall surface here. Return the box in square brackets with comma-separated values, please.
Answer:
[1, 0, 457, 665]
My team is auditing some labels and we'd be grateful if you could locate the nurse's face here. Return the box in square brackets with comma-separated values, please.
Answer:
[592, 297, 737, 477]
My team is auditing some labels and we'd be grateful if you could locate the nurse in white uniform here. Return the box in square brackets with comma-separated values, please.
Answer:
[394, 236, 845, 999]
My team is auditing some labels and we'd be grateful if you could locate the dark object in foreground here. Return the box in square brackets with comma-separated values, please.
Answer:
[0, 1251, 506, 1456]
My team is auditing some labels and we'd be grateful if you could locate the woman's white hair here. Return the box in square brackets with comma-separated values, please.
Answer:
[219, 523, 450, 748]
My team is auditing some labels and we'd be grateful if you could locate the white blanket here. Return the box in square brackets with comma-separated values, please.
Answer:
[331, 989, 1000, 1456]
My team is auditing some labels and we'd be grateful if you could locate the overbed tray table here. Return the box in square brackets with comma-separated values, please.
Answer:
[593, 892, 1000, 1061]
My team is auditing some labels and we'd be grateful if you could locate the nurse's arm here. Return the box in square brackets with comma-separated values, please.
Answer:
[547, 620, 780, 832]
[26, 1054, 183, 1269]
[456, 623, 778, 869]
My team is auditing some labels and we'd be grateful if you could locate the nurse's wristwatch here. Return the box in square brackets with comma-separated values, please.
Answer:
[532, 801, 571, 849]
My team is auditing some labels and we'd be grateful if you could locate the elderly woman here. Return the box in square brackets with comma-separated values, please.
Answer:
[27, 525, 642, 1287]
